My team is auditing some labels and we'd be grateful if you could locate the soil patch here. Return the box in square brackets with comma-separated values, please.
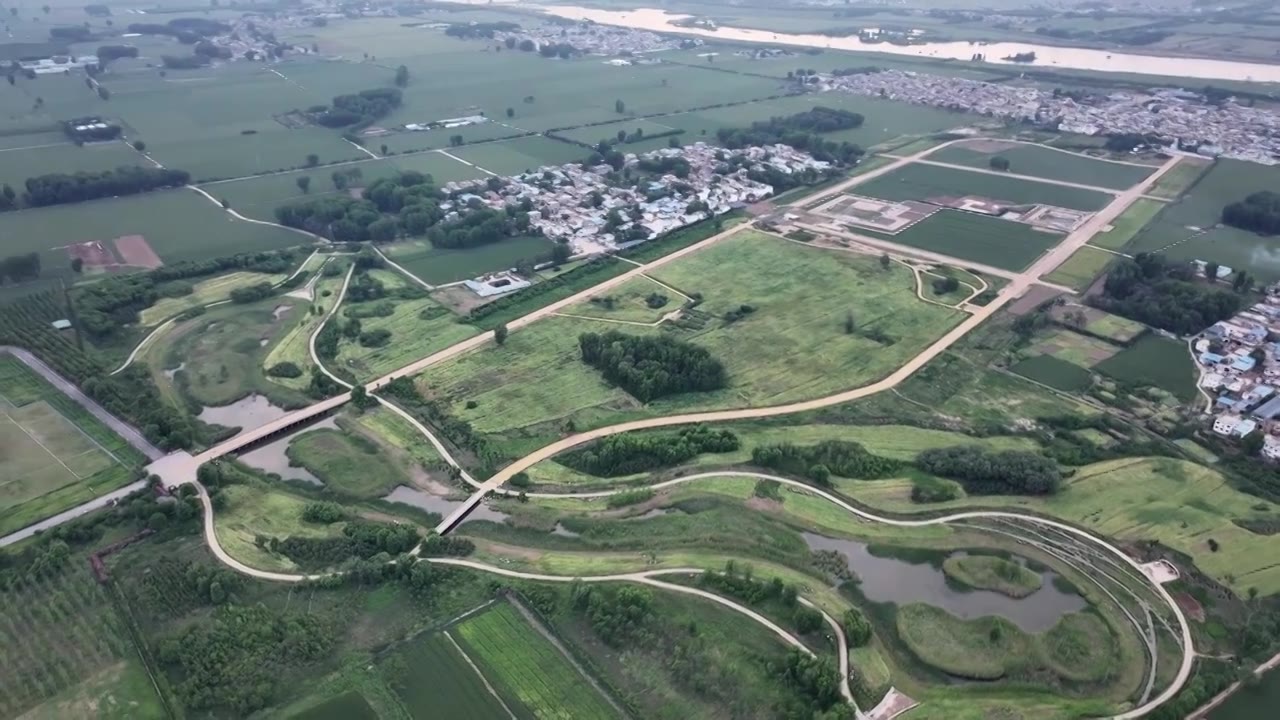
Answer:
[114, 235, 163, 269]
[65, 240, 121, 273]
[1008, 284, 1063, 315]
[1172, 591, 1206, 622]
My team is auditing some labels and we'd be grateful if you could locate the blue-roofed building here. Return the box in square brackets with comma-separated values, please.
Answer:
[1254, 395, 1280, 420]
[1217, 394, 1238, 408]
[1232, 356, 1258, 373]
[1200, 352, 1225, 365]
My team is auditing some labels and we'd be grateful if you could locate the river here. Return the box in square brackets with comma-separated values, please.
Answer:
[492, 3, 1280, 83]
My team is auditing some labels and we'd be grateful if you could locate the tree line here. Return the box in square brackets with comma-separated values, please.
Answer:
[916, 446, 1063, 496]
[559, 425, 739, 477]
[0, 252, 40, 284]
[314, 87, 402, 129]
[1222, 190, 1280, 235]
[751, 440, 903, 485]
[578, 331, 728, 402]
[716, 107, 866, 165]
[1093, 253, 1242, 336]
[19, 166, 189, 209]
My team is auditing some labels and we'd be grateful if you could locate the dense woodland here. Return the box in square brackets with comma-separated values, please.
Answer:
[1094, 253, 1243, 335]
[313, 87, 403, 129]
[0, 252, 40, 284]
[579, 331, 728, 402]
[751, 440, 903, 485]
[559, 425, 739, 477]
[916, 446, 1063, 496]
[18, 166, 189, 208]
[1222, 191, 1280, 235]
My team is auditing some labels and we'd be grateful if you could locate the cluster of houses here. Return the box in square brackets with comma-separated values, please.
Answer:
[1197, 284, 1280, 460]
[440, 142, 829, 255]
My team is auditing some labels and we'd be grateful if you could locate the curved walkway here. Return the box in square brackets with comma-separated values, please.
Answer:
[186, 185, 327, 242]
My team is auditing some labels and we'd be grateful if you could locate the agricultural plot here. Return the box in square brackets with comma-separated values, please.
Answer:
[1146, 158, 1211, 200]
[1032, 328, 1122, 368]
[0, 564, 162, 719]
[1127, 159, 1280, 281]
[1094, 335, 1197, 401]
[450, 136, 590, 176]
[1088, 198, 1164, 251]
[1049, 307, 1145, 344]
[333, 269, 481, 380]
[0, 140, 142, 189]
[378, 630, 515, 719]
[384, 235, 555, 285]
[928, 142, 1154, 190]
[858, 163, 1114, 211]
[1042, 246, 1114, 291]
[865, 209, 1065, 271]
[1010, 355, 1094, 392]
[422, 230, 961, 434]
[456, 602, 621, 719]
[0, 355, 140, 536]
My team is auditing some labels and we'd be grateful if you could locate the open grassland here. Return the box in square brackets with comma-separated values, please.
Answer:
[0, 565, 162, 719]
[287, 691, 379, 720]
[1147, 158, 1212, 200]
[842, 457, 1280, 596]
[1128, 159, 1280, 281]
[351, 406, 444, 470]
[451, 135, 590, 175]
[0, 140, 142, 189]
[1093, 335, 1197, 401]
[213, 482, 348, 572]
[378, 630, 514, 719]
[1063, 308, 1145, 344]
[456, 602, 621, 719]
[334, 271, 481, 381]
[897, 604, 1115, 683]
[928, 143, 1153, 190]
[139, 270, 289, 326]
[858, 163, 1113, 211]
[1042, 246, 1114, 290]
[422, 231, 960, 434]
[0, 356, 140, 536]
[942, 556, 1043, 598]
[562, 275, 683, 324]
[1088, 198, 1164, 251]
[1009, 355, 1094, 392]
[387, 235, 555, 285]
[156, 298, 310, 411]
[1034, 328, 1121, 367]
[866, 209, 1064, 271]
[263, 262, 350, 391]
[286, 425, 409, 499]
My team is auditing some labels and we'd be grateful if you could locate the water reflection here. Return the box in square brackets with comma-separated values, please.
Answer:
[197, 393, 292, 429]
[382, 485, 512, 524]
[802, 532, 1085, 632]
[234, 416, 337, 485]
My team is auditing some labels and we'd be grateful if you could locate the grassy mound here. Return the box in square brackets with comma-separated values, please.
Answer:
[942, 555, 1042, 598]
[1042, 612, 1116, 683]
[286, 427, 408, 499]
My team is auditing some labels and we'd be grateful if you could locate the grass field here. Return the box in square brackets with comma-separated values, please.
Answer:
[386, 235, 555, 285]
[858, 163, 1114, 211]
[928, 142, 1153, 190]
[1012, 354, 1094, 392]
[288, 691, 379, 720]
[138, 270, 290, 326]
[0, 140, 143, 189]
[1128, 159, 1280, 281]
[1093, 335, 1197, 401]
[843, 456, 1280, 596]
[451, 135, 590, 176]
[1088, 198, 1164, 251]
[0, 564, 162, 719]
[456, 602, 620, 719]
[263, 261, 350, 391]
[333, 269, 481, 380]
[1147, 158, 1212, 200]
[1034, 328, 1122, 367]
[942, 556, 1043, 598]
[378, 630, 515, 719]
[421, 231, 961, 434]
[1058, 307, 1145, 344]
[0, 355, 141, 536]
[213, 482, 348, 572]
[562, 275, 683, 324]
[1042, 246, 1114, 290]
[867, 210, 1065, 271]
[351, 405, 444, 471]
[286, 425, 410, 499]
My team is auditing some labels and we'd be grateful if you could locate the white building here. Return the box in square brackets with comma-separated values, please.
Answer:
[1212, 415, 1242, 435]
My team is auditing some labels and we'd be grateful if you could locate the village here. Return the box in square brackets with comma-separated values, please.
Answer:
[819, 68, 1280, 164]
[1195, 282, 1280, 460]
[440, 142, 829, 255]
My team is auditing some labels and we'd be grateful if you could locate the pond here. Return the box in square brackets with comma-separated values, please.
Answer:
[802, 532, 1086, 633]
[382, 485, 512, 525]
[197, 393, 293, 429]
[1209, 666, 1280, 719]
[233, 416, 338, 486]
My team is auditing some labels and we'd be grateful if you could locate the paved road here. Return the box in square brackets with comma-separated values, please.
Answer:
[0, 480, 148, 548]
[904, 158, 1126, 195]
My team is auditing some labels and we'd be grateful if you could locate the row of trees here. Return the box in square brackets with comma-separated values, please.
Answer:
[716, 107, 866, 165]
[1222, 190, 1280, 235]
[314, 87, 402, 128]
[22, 166, 190, 208]
[559, 425, 739, 477]
[266, 521, 420, 570]
[578, 331, 728, 402]
[0, 252, 40, 284]
[916, 446, 1063, 496]
[1094, 253, 1242, 336]
[751, 440, 903, 485]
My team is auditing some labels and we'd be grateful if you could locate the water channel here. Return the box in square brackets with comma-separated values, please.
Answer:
[802, 532, 1086, 633]
[504, 3, 1280, 82]
[199, 394, 333, 485]
[382, 485, 513, 524]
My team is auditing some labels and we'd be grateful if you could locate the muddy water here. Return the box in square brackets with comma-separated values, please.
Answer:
[802, 532, 1086, 633]
[234, 416, 338, 485]
[197, 393, 293, 429]
[382, 485, 513, 524]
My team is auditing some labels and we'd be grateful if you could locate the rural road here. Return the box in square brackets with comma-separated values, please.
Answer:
[0, 480, 148, 549]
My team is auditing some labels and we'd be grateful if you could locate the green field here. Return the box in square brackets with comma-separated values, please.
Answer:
[262, 260, 351, 391]
[379, 630, 515, 719]
[942, 555, 1043, 598]
[1053, 307, 1145, 344]
[928, 142, 1154, 190]
[1093, 335, 1197, 401]
[451, 135, 590, 175]
[139, 270, 291, 326]
[869, 209, 1065, 271]
[1128, 159, 1280, 281]
[858, 163, 1114, 211]
[562, 275, 683, 324]
[421, 230, 961, 434]
[1147, 158, 1212, 200]
[0, 355, 141, 536]
[1088, 198, 1165, 251]
[289, 691, 379, 720]
[1010, 355, 1093, 391]
[213, 482, 349, 572]
[1042, 246, 1114, 290]
[0, 140, 144, 189]
[286, 425, 410, 499]
[386, 235, 555, 285]
[456, 602, 620, 719]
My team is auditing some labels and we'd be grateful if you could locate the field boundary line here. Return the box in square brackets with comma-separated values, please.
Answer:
[47, 400, 125, 467]
[4, 406, 85, 480]
[438, 149, 497, 176]
[442, 630, 519, 720]
[372, 244, 435, 291]
[347, 139, 379, 160]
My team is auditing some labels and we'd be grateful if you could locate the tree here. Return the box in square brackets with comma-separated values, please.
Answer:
[615, 99, 625, 114]
[394, 64, 409, 88]
[989, 155, 1011, 171]
[305, 153, 319, 167]
[1233, 270, 1253, 293]
[132, 140, 146, 152]
[350, 384, 376, 410]
[380, 143, 388, 155]
[506, 107, 514, 118]
[551, 241, 572, 265]
[1243, 430, 1266, 456]
[493, 323, 508, 345]
[843, 312, 855, 334]
[879, 253, 891, 270]
[71, 257, 84, 273]
[1204, 261, 1220, 282]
